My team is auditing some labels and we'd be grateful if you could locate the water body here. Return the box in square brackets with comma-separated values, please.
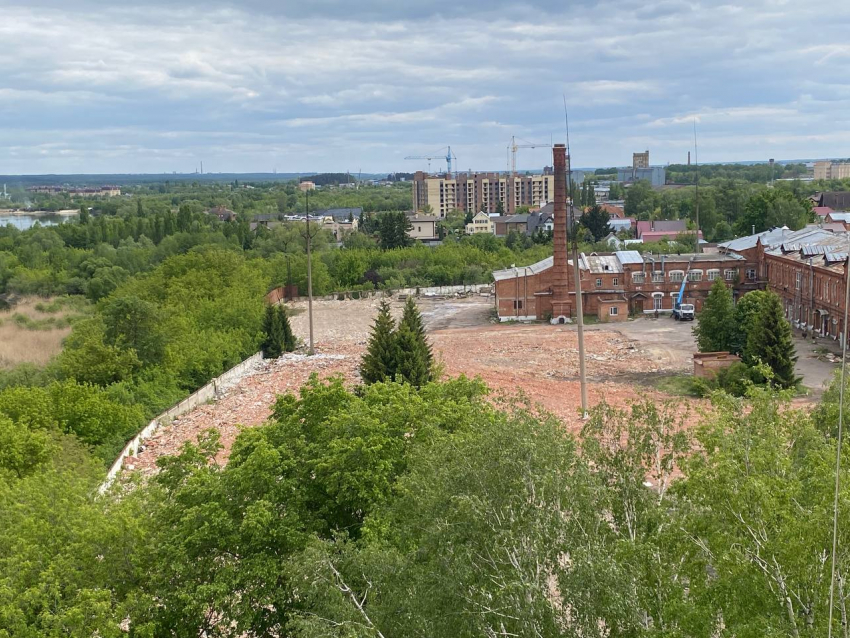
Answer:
[0, 212, 78, 231]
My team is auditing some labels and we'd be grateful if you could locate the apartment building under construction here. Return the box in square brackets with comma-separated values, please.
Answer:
[412, 167, 559, 217]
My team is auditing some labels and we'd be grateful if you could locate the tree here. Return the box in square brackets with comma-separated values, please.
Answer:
[495, 200, 505, 216]
[261, 304, 284, 358]
[360, 300, 398, 384]
[693, 278, 737, 352]
[395, 297, 434, 387]
[579, 205, 612, 242]
[377, 212, 413, 250]
[732, 290, 770, 355]
[624, 180, 658, 220]
[744, 291, 799, 388]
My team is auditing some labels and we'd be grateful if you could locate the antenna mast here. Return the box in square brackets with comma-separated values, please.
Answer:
[564, 95, 588, 417]
[693, 120, 700, 254]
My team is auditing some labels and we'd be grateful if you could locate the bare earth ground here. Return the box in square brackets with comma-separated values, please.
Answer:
[0, 298, 75, 367]
[126, 296, 839, 476]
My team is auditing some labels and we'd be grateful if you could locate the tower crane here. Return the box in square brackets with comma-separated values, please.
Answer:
[404, 146, 456, 177]
[508, 136, 550, 175]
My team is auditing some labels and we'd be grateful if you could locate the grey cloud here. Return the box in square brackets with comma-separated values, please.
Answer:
[2, 0, 850, 173]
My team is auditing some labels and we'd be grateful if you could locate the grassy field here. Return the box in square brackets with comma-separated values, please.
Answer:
[0, 297, 88, 368]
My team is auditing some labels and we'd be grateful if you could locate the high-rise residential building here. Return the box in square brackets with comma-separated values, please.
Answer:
[814, 161, 850, 180]
[412, 167, 561, 217]
[633, 150, 650, 169]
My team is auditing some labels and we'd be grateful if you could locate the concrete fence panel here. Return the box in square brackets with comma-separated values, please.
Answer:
[100, 351, 263, 492]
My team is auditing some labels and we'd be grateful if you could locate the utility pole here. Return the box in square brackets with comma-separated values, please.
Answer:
[305, 190, 315, 355]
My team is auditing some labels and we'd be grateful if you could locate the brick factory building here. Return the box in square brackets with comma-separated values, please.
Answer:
[493, 144, 758, 322]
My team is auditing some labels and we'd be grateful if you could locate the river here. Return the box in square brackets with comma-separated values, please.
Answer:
[0, 211, 79, 230]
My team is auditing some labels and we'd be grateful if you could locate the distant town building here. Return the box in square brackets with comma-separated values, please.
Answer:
[633, 150, 650, 169]
[412, 167, 564, 217]
[811, 191, 850, 210]
[407, 213, 439, 241]
[814, 161, 850, 181]
[205, 205, 237, 222]
[636, 220, 702, 242]
[27, 185, 121, 197]
[465, 211, 494, 235]
[299, 181, 316, 192]
[617, 166, 666, 186]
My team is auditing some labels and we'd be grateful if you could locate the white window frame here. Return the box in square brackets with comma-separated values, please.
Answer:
[652, 272, 665, 283]
[596, 278, 602, 288]
[613, 277, 619, 286]
[746, 268, 756, 280]
[724, 269, 737, 281]
[707, 269, 720, 281]
[669, 270, 684, 283]
[796, 272, 802, 289]
[609, 306, 618, 316]
[688, 270, 703, 282]
[632, 272, 645, 284]
[653, 294, 663, 310]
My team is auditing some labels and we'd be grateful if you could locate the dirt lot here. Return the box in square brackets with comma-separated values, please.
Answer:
[127, 298, 688, 474]
[124, 296, 839, 476]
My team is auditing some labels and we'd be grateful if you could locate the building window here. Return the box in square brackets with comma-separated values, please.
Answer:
[632, 272, 645, 284]
[796, 272, 802, 289]
[652, 272, 664, 283]
[596, 278, 602, 288]
[688, 270, 703, 282]
[747, 268, 756, 280]
[609, 306, 619, 316]
[613, 277, 619, 286]
[707, 269, 720, 281]
[653, 296, 663, 310]
[513, 300, 523, 310]
[670, 271, 684, 283]
[724, 269, 738, 281]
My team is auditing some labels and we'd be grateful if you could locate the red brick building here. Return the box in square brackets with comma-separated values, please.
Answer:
[718, 226, 850, 342]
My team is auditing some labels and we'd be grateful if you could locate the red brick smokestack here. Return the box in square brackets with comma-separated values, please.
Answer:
[552, 144, 569, 304]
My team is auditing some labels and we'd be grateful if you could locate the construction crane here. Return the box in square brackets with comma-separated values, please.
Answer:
[672, 258, 696, 321]
[404, 146, 456, 177]
[508, 135, 550, 175]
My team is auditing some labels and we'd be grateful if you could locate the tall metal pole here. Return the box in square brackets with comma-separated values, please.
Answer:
[305, 190, 315, 355]
[565, 97, 588, 417]
[827, 235, 850, 638]
[693, 120, 701, 254]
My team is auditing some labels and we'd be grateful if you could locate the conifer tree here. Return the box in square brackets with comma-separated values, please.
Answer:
[745, 291, 799, 388]
[360, 300, 398, 384]
[279, 306, 296, 353]
[399, 296, 433, 382]
[395, 324, 431, 388]
[261, 304, 285, 359]
[692, 278, 736, 352]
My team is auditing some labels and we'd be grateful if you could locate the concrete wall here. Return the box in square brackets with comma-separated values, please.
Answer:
[693, 352, 741, 378]
[100, 351, 263, 492]
[266, 284, 493, 304]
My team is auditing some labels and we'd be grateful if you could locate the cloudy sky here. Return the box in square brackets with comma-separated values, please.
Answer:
[2, 0, 849, 174]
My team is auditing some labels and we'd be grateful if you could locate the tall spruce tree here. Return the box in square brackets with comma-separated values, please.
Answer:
[395, 324, 432, 387]
[396, 296, 434, 387]
[261, 304, 284, 359]
[360, 300, 399, 384]
[692, 278, 736, 352]
[279, 306, 296, 353]
[745, 291, 799, 388]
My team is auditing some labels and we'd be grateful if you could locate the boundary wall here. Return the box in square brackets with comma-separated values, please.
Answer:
[267, 284, 493, 304]
[100, 351, 263, 492]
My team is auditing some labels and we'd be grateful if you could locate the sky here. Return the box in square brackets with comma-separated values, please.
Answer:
[3, 0, 850, 175]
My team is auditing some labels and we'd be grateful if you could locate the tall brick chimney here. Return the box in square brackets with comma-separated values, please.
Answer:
[551, 144, 570, 318]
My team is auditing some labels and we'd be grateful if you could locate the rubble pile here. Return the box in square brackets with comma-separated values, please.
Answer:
[130, 349, 361, 476]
